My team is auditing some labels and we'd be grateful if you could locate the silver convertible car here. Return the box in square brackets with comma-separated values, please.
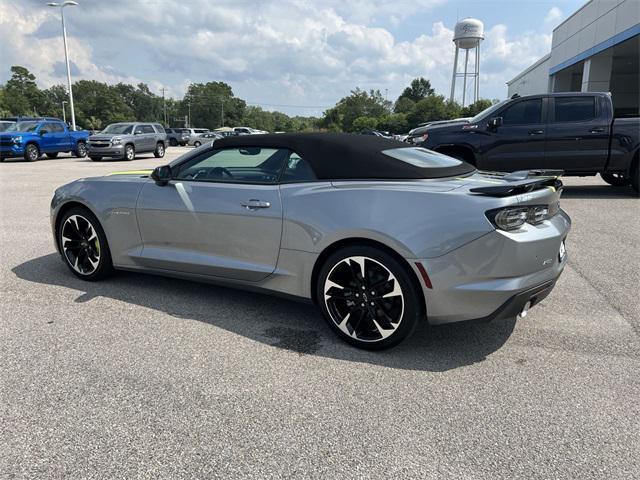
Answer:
[50, 133, 570, 349]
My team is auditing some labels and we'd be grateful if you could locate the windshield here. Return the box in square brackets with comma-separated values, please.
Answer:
[14, 121, 40, 132]
[0, 122, 16, 132]
[101, 124, 133, 134]
[469, 100, 509, 124]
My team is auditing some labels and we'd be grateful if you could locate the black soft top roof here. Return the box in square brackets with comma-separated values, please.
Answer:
[215, 132, 474, 180]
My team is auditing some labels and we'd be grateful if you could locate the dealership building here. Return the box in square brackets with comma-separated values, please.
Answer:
[507, 0, 639, 116]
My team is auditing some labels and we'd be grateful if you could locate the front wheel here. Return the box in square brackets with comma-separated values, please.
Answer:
[74, 141, 87, 158]
[316, 246, 423, 350]
[24, 144, 40, 162]
[58, 207, 114, 281]
[154, 142, 165, 158]
[601, 172, 629, 186]
[124, 144, 135, 161]
[193, 141, 201, 148]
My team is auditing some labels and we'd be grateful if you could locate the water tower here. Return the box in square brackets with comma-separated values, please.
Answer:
[449, 18, 484, 107]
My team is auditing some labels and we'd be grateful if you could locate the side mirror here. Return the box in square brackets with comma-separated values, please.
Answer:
[134, 130, 142, 135]
[151, 165, 172, 186]
[39, 129, 48, 135]
[488, 117, 503, 130]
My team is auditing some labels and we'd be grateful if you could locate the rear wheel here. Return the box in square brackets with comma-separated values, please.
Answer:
[24, 144, 40, 162]
[193, 141, 201, 148]
[601, 172, 629, 186]
[124, 144, 135, 161]
[58, 207, 113, 281]
[154, 142, 165, 158]
[316, 245, 422, 350]
[46, 152, 59, 159]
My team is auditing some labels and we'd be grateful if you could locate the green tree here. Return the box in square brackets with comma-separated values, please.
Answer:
[394, 96, 415, 114]
[320, 88, 391, 132]
[406, 95, 451, 127]
[352, 116, 379, 131]
[182, 82, 246, 129]
[461, 99, 494, 117]
[376, 113, 409, 134]
[4, 66, 48, 115]
[397, 77, 434, 103]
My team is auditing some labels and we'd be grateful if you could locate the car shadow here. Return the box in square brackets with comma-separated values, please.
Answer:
[561, 184, 637, 199]
[12, 254, 518, 372]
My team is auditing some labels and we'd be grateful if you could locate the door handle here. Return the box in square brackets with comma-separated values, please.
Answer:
[528, 129, 544, 135]
[590, 128, 605, 133]
[241, 199, 271, 209]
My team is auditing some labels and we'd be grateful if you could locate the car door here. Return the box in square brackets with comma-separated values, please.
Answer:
[140, 124, 156, 152]
[478, 97, 546, 172]
[135, 146, 287, 281]
[52, 122, 72, 150]
[40, 122, 62, 152]
[544, 95, 609, 172]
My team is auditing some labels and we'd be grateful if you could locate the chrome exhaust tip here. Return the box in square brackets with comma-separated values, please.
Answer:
[519, 301, 531, 318]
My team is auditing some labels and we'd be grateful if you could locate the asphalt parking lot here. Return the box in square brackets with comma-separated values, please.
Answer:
[1, 147, 639, 479]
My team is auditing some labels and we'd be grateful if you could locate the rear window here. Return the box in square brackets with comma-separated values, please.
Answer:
[554, 97, 596, 122]
[381, 147, 466, 168]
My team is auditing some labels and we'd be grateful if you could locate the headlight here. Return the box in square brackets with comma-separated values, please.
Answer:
[12, 136, 22, 144]
[111, 137, 122, 145]
[486, 204, 557, 231]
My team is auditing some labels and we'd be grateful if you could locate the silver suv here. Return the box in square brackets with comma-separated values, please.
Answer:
[87, 122, 167, 161]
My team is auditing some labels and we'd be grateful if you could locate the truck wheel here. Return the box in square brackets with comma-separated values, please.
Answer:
[90, 156, 102, 162]
[124, 144, 135, 161]
[154, 142, 165, 158]
[46, 152, 59, 159]
[601, 172, 629, 187]
[24, 144, 40, 162]
[74, 141, 87, 158]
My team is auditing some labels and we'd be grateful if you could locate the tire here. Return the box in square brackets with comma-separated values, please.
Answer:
[57, 206, 114, 281]
[601, 172, 629, 187]
[316, 245, 423, 350]
[124, 144, 135, 161]
[24, 143, 40, 162]
[74, 141, 87, 158]
[154, 142, 165, 158]
[169, 138, 178, 146]
[631, 160, 639, 194]
[89, 156, 102, 162]
[46, 152, 59, 159]
[193, 141, 201, 148]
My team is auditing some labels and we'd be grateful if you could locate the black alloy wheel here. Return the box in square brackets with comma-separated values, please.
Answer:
[58, 207, 113, 281]
[317, 246, 422, 350]
[601, 172, 630, 187]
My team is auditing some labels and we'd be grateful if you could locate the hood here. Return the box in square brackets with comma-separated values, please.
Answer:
[409, 119, 470, 135]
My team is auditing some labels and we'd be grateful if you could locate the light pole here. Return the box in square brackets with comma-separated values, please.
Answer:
[47, 1, 78, 131]
[61, 100, 67, 123]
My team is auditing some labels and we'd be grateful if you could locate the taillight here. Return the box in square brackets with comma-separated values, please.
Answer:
[486, 204, 558, 231]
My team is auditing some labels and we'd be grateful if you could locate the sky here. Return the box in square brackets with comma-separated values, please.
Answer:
[0, 0, 585, 116]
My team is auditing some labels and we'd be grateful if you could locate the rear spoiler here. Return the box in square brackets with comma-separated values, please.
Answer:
[470, 170, 564, 197]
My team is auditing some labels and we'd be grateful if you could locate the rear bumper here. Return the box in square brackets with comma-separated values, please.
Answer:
[412, 210, 571, 325]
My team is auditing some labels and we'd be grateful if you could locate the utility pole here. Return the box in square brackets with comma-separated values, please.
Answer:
[160, 87, 167, 126]
[61, 100, 67, 123]
[48, 1, 78, 131]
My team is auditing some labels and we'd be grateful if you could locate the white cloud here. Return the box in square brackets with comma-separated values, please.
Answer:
[545, 6, 563, 24]
[0, 0, 556, 115]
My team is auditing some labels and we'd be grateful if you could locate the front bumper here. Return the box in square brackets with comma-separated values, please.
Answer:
[0, 144, 25, 158]
[412, 210, 571, 325]
[87, 143, 124, 158]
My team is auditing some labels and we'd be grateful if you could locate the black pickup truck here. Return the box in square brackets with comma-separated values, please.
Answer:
[420, 92, 639, 193]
